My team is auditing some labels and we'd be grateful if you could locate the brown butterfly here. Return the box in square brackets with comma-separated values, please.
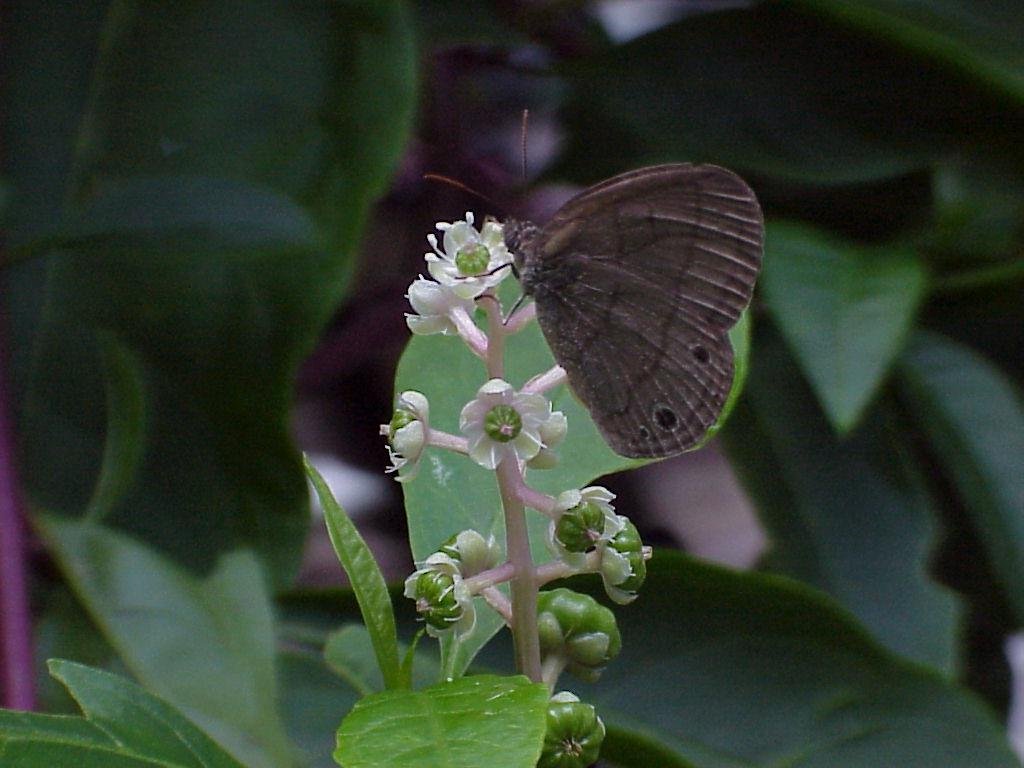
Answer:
[503, 164, 763, 458]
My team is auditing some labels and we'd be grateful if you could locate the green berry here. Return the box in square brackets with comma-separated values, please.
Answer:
[537, 589, 621, 683]
[538, 693, 605, 768]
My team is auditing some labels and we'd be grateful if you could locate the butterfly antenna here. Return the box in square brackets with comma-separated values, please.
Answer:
[422, 173, 498, 208]
[520, 109, 530, 184]
[503, 289, 528, 326]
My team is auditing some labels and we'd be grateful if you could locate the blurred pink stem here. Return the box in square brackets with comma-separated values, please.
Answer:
[0, 319, 35, 710]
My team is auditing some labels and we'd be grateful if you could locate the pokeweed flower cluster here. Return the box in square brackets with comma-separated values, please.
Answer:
[383, 212, 652, 768]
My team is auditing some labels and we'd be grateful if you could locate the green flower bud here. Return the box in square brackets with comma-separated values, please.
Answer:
[554, 501, 606, 553]
[388, 408, 417, 439]
[537, 588, 621, 683]
[526, 447, 560, 470]
[609, 519, 646, 594]
[538, 692, 605, 768]
[437, 530, 501, 578]
[411, 570, 462, 631]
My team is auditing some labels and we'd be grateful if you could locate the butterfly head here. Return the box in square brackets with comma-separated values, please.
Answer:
[502, 218, 541, 295]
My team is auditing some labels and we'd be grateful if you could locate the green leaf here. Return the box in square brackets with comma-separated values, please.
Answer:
[762, 222, 928, 432]
[720, 329, 959, 670]
[32, 175, 319, 256]
[1, 1, 108, 244]
[897, 331, 1024, 622]
[600, 724, 698, 768]
[795, 0, 1024, 104]
[395, 314, 641, 676]
[325, 625, 389, 696]
[926, 162, 1024, 266]
[396, 310, 638, 562]
[14, 0, 416, 589]
[33, 516, 292, 768]
[0, 660, 244, 768]
[325, 624, 440, 696]
[278, 649, 361, 768]
[307, 457, 404, 690]
[32, 587, 121, 714]
[334, 674, 549, 768]
[558, 3, 1024, 185]
[590, 552, 1016, 768]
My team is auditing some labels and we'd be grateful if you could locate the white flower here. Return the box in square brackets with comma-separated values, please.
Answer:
[547, 486, 624, 566]
[439, 530, 503, 578]
[459, 379, 555, 469]
[598, 516, 646, 605]
[426, 212, 512, 299]
[380, 391, 429, 482]
[599, 546, 636, 604]
[403, 552, 476, 638]
[405, 276, 476, 336]
[527, 410, 568, 470]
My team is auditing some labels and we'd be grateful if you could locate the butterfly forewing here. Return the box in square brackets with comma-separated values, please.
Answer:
[524, 164, 763, 458]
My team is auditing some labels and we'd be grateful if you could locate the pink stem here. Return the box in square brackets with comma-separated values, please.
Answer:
[513, 475, 558, 517]
[0, 316, 35, 710]
[480, 587, 512, 624]
[504, 302, 537, 334]
[496, 456, 542, 682]
[449, 306, 488, 360]
[521, 365, 567, 396]
[426, 428, 469, 454]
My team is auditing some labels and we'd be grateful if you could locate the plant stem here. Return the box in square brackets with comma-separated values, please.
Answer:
[426, 428, 469, 454]
[450, 306, 489, 359]
[540, 654, 567, 692]
[0, 319, 35, 710]
[480, 587, 513, 624]
[521, 365, 567, 396]
[497, 457, 542, 682]
[482, 295, 505, 379]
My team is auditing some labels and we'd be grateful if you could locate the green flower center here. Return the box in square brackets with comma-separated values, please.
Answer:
[389, 409, 417, 440]
[484, 404, 522, 443]
[455, 243, 490, 276]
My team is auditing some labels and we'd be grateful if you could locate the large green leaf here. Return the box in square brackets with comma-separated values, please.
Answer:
[897, 331, 1024, 623]
[395, 310, 636, 562]
[278, 650, 361, 768]
[12, 0, 416, 589]
[600, 725, 697, 768]
[796, 0, 1024, 103]
[393, 311, 640, 676]
[558, 3, 1024, 185]
[761, 222, 928, 432]
[587, 552, 1016, 768]
[720, 329, 959, 670]
[33, 516, 292, 768]
[0, 660, 244, 768]
[1, 0, 111, 498]
[334, 674, 548, 768]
